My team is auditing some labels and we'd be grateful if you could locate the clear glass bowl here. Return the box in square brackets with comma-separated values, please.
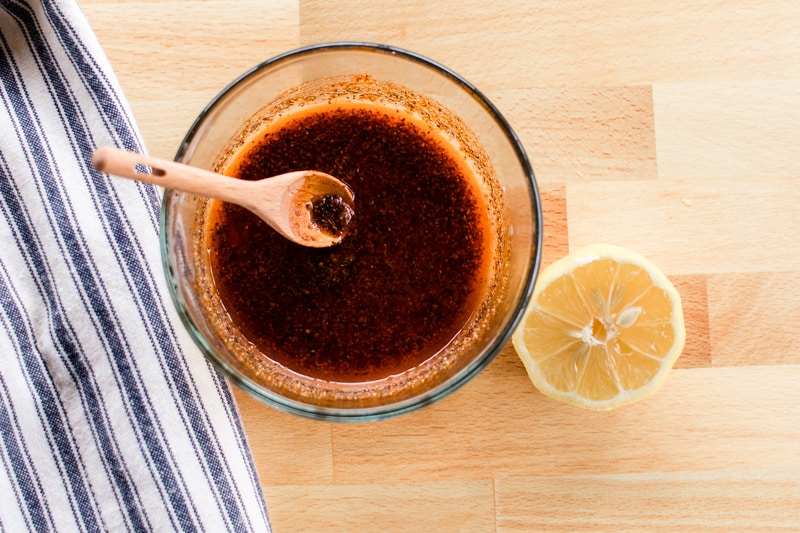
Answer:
[162, 42, 542, 421]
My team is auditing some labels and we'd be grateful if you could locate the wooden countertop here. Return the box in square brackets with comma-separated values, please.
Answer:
[82, 1, 800, 531]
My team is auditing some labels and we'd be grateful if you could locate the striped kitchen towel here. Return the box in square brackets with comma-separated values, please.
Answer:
[0, 1, 271, 531]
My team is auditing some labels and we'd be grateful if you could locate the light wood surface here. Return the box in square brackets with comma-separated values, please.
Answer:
[81, 1, 800, 531]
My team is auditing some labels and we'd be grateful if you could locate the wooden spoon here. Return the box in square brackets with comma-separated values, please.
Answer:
[91, 146, 354, 247]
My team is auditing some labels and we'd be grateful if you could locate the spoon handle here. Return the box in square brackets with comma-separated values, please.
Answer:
[91, 146, 252, 204]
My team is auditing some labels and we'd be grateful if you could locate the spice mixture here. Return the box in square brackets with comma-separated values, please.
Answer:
[206, 103, 490, 382]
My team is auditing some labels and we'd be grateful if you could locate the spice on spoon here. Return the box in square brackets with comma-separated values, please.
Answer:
[308, 193, 355, 238]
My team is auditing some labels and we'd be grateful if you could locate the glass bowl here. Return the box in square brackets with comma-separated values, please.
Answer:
[162, 42, 542, 421]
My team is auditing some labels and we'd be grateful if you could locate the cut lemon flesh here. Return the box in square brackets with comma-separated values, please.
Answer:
[512, 244, 685, 410]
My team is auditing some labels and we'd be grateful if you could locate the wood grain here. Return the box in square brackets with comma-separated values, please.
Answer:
[496, 469, 800, 532]
[263, 480, 497, 532]
[538, 184, 569, 267]
[708, 271, 800, 367]
[499, 87, 657, 184]
[324, 365, 800, 481]
[84, 0, 299, 159]
[670, 275, 711, 369]
[81, 0, 800, 531]
[566, 177, 800, 275]
[654, 81, 800, 180]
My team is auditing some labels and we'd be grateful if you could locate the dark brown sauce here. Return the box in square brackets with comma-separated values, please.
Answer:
[207, 104, 489, 382]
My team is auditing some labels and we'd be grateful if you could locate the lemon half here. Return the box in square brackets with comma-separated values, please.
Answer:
[512, 244, 686, 410]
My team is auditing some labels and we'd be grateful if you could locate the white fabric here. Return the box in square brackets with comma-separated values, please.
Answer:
[0, 1, 271, 531]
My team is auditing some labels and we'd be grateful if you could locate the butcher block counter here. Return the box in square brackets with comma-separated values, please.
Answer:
[81, 1, 800, 531]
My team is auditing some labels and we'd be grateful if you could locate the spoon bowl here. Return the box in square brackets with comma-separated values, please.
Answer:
[91, 146, 354, 247]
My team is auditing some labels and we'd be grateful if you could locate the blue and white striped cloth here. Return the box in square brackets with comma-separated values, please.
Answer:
[0, 1, 271, 531]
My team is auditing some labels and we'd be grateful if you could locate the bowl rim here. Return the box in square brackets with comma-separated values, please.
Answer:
[164, 41, 543, 422]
